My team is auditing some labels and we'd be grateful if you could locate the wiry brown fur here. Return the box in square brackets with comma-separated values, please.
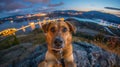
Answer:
[38, 21, 76, 67]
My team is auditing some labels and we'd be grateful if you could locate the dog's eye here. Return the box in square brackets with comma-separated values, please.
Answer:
[62, 27, 67, 32]
[50, 27, 55, 32]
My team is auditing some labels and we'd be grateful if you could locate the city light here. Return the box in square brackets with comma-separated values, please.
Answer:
[29, 22, 35, 30]
[0, 28, 17, 36]
[118, 25, 120, 28]
[22, 25, 26, 32]
[10, 20, 14, 23]
[0, 18, 65, 37]
[60, 18, 64, 21]
[38, 22, 42, 28]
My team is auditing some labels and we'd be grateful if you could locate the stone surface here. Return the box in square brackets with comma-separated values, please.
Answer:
[0, 42, 120, 67]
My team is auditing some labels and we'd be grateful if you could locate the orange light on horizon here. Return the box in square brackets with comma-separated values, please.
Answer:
[33, 13, 46, 17]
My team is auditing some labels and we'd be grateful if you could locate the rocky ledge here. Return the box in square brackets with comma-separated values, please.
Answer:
[0, 42, 120, 67]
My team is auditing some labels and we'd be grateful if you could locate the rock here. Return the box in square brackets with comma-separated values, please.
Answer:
[73, 42, 120, 67]
[0, 42, 120, 67]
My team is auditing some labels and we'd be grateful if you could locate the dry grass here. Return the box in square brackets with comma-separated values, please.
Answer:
[0, 35, 19, 50]
[18, 33, 46, 45]
[18, 28, 46, 45]
[73, 36, 120, 56]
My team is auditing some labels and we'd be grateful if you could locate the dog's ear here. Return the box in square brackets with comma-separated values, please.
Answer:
[66, 21, 76, 34]
[41, 23, 51, 33]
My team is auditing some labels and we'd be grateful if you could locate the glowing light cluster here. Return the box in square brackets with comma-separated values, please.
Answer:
[29, 22, 35, 30]
[0, 28, 17, 36]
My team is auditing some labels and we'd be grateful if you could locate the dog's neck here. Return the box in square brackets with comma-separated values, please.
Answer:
[48, 44, 73, 59]
[52, 49, 63, 59]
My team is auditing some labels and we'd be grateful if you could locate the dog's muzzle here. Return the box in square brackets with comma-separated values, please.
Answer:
[53, 37, 64, 49]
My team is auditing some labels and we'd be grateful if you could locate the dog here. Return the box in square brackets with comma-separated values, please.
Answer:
[38, 20, 76, 67]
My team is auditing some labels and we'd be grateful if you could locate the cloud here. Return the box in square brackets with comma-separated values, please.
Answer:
[0, 0, 64, 18]
[0, 0, 51, 12]
[23, 0, 49, 4]
[8, 9, 24, 14]
[5, 2, 27, 11]
[104, 7, 120, 11]
[48, 2, 64, 7]
[34, 7, 54, 12]
[0, 0, 14, 4]
[0, 0, 28, 12]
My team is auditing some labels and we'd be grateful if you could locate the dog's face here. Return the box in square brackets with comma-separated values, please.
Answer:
[42, 21, 76, 51]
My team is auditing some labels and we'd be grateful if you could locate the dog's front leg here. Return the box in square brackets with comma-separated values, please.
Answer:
[45, 61, 55, 67]
[64, 54, 76, 67]
[45, 51, 57, 67]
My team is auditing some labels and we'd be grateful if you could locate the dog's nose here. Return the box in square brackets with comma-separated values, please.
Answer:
[54, 38, 63, 46]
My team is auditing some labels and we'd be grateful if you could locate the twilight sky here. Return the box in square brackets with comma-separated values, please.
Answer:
[0, 0, 120, 18]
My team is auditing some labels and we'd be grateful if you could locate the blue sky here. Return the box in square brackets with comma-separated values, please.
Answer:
[0, 0, 120, 18]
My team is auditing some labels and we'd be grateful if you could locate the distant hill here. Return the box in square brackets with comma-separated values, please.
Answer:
[82, 11, 120, 24]
[53, 10, 80, 13]
[52, 10, 120, 24]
